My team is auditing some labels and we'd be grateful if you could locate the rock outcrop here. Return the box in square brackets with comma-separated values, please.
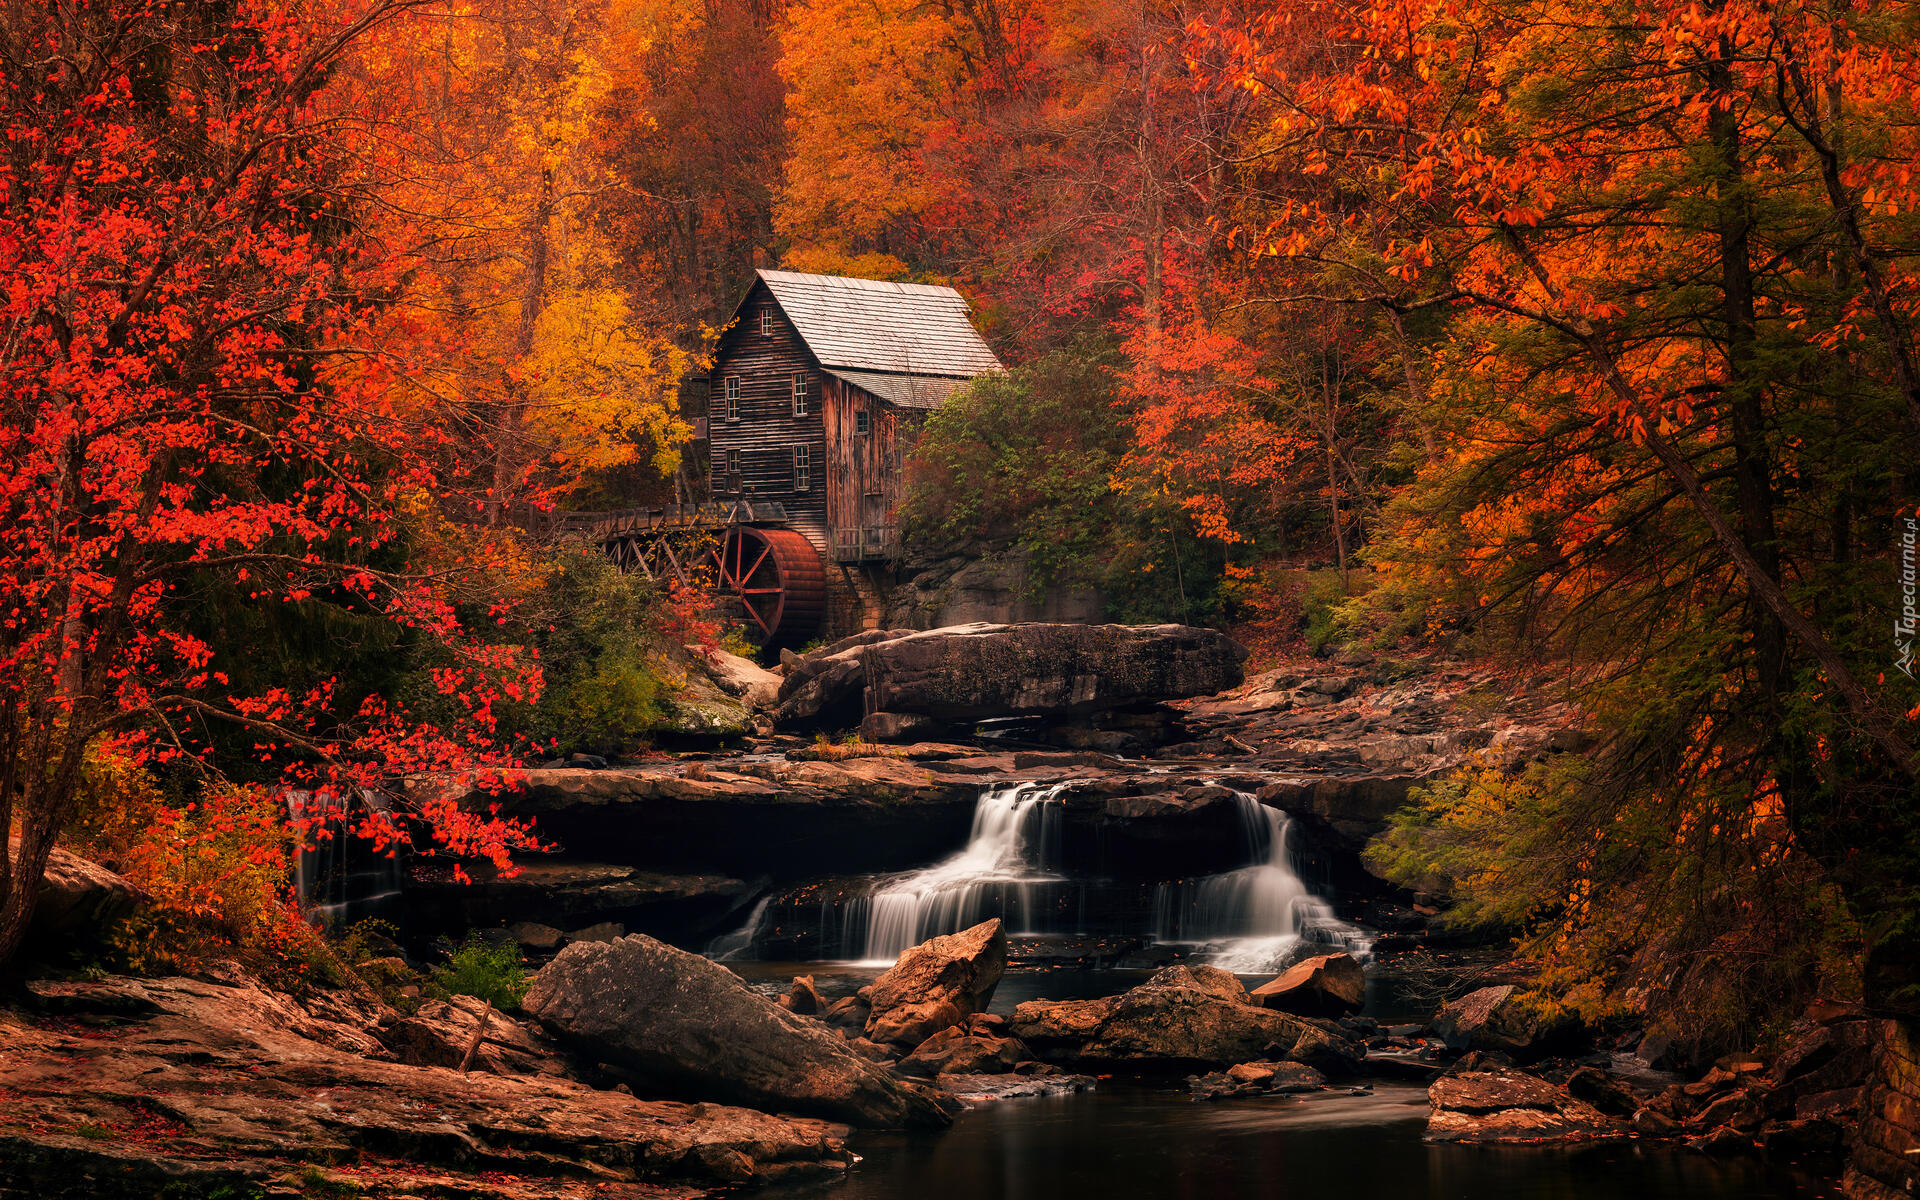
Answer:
[897, 1027, 1031, 1078]
[883, 548, 1105, 630]
[1009, 965, 1361, 1073]
[382, 994, 570, 1076]
[406, 857, 761, 946]
[25, 848, 145, 947]
[1431, 985, 1580, 1061]
[1427, 1070, 1625, 1143]
[1189, 1060, 1326, 1100]
[523, 933, 951, 1129]
[775, 622, 1247, 731]
[694, 646, 782, 709]
[1248, 953, 1365, 1017]
[1, 971, 852, 1199]
[865, 918, 1008, 1046]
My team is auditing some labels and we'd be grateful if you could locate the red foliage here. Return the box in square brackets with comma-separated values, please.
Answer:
[0, 3, 541, 960]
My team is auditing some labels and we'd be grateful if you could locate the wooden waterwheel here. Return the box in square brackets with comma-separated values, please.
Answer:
[710, 525, 826, 645]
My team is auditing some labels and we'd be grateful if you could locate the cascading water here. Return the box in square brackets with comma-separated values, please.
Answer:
[708, 896, 774, 962]
[707, 781, 1368, 973]
[288, 789, 404, 931]
[1152, 792, 1371, 974]
[851, 781, 1071, 963]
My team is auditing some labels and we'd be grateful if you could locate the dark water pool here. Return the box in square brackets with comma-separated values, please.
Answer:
[728, 960, 1836, 1200]
[796, 1084, 1831, 1200]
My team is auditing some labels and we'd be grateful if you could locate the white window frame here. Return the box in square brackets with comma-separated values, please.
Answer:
[760, 308, 772, 335]
[791, 371, 809, 417]
[793, 444, 812, 491]
[725, 448, 741, 476]
[724, 376, 740, 421]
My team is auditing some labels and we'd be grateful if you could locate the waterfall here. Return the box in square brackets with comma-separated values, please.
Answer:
[703, 782, 1370, 972]
[1152, 793, 1371, 974]
[708, 895, 773, 961]
[287, 789, 404, 931]
[852, 781, 1071, 963]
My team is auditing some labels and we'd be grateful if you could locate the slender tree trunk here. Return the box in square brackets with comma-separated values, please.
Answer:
[1770, 20, 1920, 443]
[1499, 229, 1917, 776]
[486, 165, 555, 526]
[1710, 51, 1786, 700]
[1324, 356, 1348, 586]
[1383, 306, 1439, 461]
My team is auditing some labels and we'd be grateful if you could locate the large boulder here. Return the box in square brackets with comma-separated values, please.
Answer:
[27, 847, 145, 946]
[1009, 964, 1360, 1073]
[896, 1028, 1031, 1078]
[1427, 1070, 1625, 1143]
[1432, 985, 1581, 1061]
[523, 934, 950, 1129]
[1248, 953, 1365, 1017]
[5, 970, 853, 1194]
[694, 646, 782, 709]
[775, 623, 1247, 731]
[862, 623, 1246, 725]
[865, 918, 1007, 1046]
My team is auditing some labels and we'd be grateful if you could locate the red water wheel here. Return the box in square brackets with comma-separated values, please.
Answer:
[710, 525, 826, 645]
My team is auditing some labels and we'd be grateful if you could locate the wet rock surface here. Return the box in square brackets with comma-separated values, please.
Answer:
[1189, 1060, 1328, 1100]
[523, 933, 951, 1129]
[864, 918, 1008, 1046]
[0, 970, 852, 1199]
[1432, 985, 1581, 1061]
[1427, 1069, 1626, 1143]
[1249, 952, 1365, 1017]
[1009, 965, 1363, 1073]
[774, 622, 1246, 731]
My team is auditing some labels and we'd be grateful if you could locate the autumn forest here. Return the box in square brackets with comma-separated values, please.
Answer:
[2, 0, 1919, 1196]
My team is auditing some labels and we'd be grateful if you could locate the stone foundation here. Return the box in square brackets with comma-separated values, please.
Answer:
[1847, 1018, 1920, 1199]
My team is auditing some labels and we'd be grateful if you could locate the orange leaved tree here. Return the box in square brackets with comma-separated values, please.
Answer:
[0, 2, 542, 964]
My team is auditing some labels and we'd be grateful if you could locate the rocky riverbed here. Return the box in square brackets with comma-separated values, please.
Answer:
[2, 622, 1886, 1198]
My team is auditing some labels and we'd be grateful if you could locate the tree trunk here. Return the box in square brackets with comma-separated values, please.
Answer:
[1710, 50, 1786, 701]
[486, 165, 556, 526]
[1499, 230, 1917, 776]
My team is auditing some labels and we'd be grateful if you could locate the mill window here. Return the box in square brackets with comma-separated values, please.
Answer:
[760, 308, 772, 335]
[791, 371, 810, 417]
[724, 376, 740, 421]
[854, 408, 870, 436]
[793, 444, 812, 491]
[725, 449, 741, 476]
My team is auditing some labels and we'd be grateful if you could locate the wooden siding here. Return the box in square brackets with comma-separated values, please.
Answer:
[822, 375, 921, 559]
[707, 280, 828, 550]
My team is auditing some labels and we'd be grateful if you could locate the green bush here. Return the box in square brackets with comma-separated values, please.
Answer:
[902, 346, 1127, 597]
[429, 932, 529, 1011]
[519, 550, 677, 756]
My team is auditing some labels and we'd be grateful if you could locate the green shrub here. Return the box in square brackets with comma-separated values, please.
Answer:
[429, 933, 528, 1011]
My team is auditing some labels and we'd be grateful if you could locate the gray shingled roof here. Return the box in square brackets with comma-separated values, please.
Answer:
[757, 269, 1003, 377]
[823, 369, 970, 410]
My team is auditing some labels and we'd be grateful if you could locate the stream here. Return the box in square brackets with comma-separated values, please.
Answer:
[717, 781, 1832, 1200]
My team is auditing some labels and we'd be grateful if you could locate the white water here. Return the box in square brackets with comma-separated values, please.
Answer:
[1153, 793, 1372, 974]
[708, 895, 774, 961]
[705, 781, 1370, 973]
[853, 781, 1072, 964]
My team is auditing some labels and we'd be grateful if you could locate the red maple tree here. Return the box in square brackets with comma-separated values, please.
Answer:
[0, 2, 541, 962]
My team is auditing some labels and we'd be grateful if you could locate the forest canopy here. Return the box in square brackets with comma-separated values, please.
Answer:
[0, 0, 1916, 1063]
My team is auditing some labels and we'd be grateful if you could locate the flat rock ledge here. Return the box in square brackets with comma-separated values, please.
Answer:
[1427, 1070, 1626, 1144]
[0, 972, 852, 1200]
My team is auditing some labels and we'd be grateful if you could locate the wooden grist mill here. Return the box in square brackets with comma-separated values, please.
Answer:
[553, 268, 1002, 647]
